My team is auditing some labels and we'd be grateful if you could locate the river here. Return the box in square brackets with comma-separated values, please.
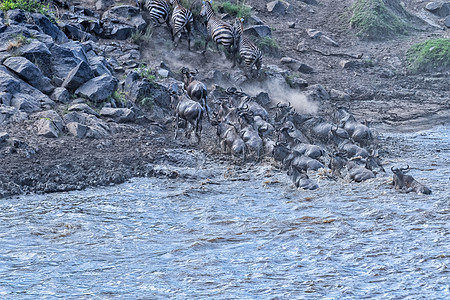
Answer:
[1, 125, 449, 299]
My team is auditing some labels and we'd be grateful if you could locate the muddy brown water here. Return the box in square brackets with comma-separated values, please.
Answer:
[1, 125, 449, 298]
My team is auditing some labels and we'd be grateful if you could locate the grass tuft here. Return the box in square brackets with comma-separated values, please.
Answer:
[349, 0, 409, 40]
[406, 38, 450, 74]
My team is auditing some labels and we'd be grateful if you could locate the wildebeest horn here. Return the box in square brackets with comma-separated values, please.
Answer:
[276, 102, 282, 108]
[181, 67, 189, 74]
[401, 165, 410, 171]
[288, 102, 292, 107]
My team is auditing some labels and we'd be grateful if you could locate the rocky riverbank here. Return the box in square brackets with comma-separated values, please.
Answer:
[0, 0, 449, 198]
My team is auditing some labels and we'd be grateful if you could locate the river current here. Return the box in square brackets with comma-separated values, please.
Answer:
[1, 125, 449, 299]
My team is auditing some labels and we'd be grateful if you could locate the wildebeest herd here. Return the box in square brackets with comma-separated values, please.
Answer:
[139, 0, 431, 194]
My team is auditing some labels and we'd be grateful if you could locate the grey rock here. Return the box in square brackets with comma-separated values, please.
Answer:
[255, 92, 271, 107]
[0, 69, 21, 94]
[62, 61, 94, 91]
[0, 105, 18, 124]
[267, 0, 290, 15]
[63, 111, 109, 138]
[100, 107, 135, 123]
[33, 110, 64, 131]
[63, 24, 97, 42]
[50, 87, 71, 103]
[445, 15, 450, 27]
[340, 60, 364, 69]
[31, 13, 68, 43]
[11, 93, 40, 113]
[75, 74, 118, 103]
[281, 57, 314, 74]
[61, 41, 89, 63]
[0, 92, 12, 106]
[88, 55, 112, 77]
[96, 0, 114, 10]
[0, 132, 9, 143]
[66, 122, 88, 138]
[244, 25, 272, 38]
[35, 118, 61, 138]
[286, 76, 308, 89]
[16, 40, 52, 77]
[3, 56, 54, 94]
[101, 5, 146, 40]
[320, 35, 339, 47]
[425, 2, 450, 17]
[305, 84, 329, 102]
[300, 0, 317, 4]
[248, 15, 264, 26]
[6, 9, 26, 25]
[307, 29, 323, 38]
[68, 103, 100, 116]
[330, 89, 351, 101]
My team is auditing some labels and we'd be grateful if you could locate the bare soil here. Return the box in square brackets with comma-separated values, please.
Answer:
[1, 0, 449, 198]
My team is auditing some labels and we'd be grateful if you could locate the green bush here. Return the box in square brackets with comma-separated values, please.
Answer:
[407, 38, 450, 73]
[257, 37, 278, 50]
[0, 0, 53, 19]
[349, 0, 409, 40]
[221, 1, 252, 19]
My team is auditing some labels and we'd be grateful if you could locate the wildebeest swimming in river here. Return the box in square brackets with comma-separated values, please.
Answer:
[391, 166, 431, 195]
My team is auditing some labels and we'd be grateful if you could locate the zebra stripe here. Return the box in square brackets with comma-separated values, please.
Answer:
[200, 0, 239, 66]
[235, 18, 263, 74]
[141, 0, 171, 27]
[170, 0, 194, 50]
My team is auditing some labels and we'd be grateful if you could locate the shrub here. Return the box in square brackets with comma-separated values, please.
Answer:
[257, 37, 278, 50]
[136, 64, 156, 83]
[6, 33, 30, 50]
[407, 38, 450, 73]
[220, 1, 252, 19]
[349, 0, 409, 40]
[0, 0, 53, 20]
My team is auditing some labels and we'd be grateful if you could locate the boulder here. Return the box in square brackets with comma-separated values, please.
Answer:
[60, 41, 89, 63]
[0, 132, 9, 143]
[16, 40, 52, 77]
[63, 111, 109, 138]
[305, 84, 330, 102]
[445, 15, 450, 28]
[0, 92, 12, 106]
[6, 9, 26, 25]
[33, 110, 64, 131]
[87, 55, 112, 76]
[66, 122, 88, 138]
[281, 57, 314, 74]
[63, 24, 97, 42]
[255, 92, 271, 107]
[35, 118, 61, 138]
[68, 103, 100, 116]
[267, 0, 290, 15]
[330, 89, 351, 101]
[286, 76, 308, 89]
[0, 69, 21, 94]
[0, 105, 24, 124]
[96, 0, 114, 10]
[31, 13, 68, 43]
[62, 61, 94, 91]
[3, 56, 54, 94]
[244, 25, 272, 38]
[425, 2, 450, 17]
[75, 74, 118, 103]
[101, 5, 147, 40]
[100, 107, 135, 123]
[50, 87, 71, 104]
[11, 93, 40, 113]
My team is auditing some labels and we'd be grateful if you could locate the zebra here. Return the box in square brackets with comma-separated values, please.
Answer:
[138, 0, 172, 29]
[200, 0, 239, 67]
[235, 18, 263, 77]
[170, 0, 194, 50]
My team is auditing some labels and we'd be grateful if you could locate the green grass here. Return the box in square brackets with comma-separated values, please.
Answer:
[221, 1, 252, 19]
[6, 33, 30, 51]
[406, 38, 450, 73]
[0, 0, 53, 20]
[257, 37, 278, 50]
[136, 64, 156, 83]
[349, 0, 409, 40]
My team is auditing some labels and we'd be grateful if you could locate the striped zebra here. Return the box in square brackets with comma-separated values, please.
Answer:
[138, 0, 171, 29]
[235, 18, 263, 77]
[170, 0, 194, 50]
[200, 0, 239, 67]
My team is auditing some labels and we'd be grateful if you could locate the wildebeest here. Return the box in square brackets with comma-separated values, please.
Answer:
[272, 142, 323, 171]
[335, 107, 373, 146]
[346, 158, 375, 182]
[181, 67, 210, 121]
[216, 121, 246, 161]
[329, 152, 347, 177]
[240, 125, 263, 161]
[288, 165, 318, 190]
[291, 143, 325, 160]
[391, 166, 431, 194]
[337, 139, 370, 159]
[279, 121, 310, 146]
[171, 91, 204, 143]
